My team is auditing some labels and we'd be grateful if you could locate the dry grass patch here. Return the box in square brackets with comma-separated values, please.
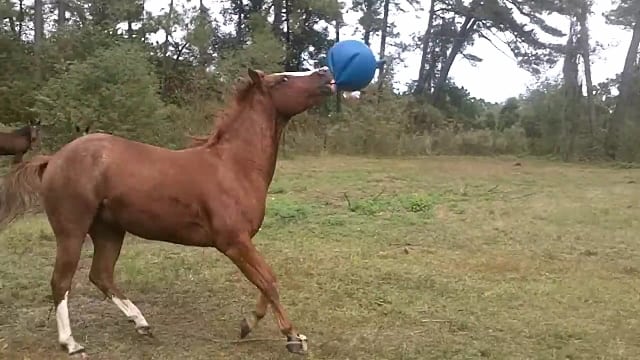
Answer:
[1, 155, 640, 359]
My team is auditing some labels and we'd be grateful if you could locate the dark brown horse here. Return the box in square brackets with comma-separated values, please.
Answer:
[0, 121, 41, 164]
[74, 124, 91, 136]
[0, 67, 335, 358]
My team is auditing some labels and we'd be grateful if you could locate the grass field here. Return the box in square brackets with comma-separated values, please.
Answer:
[1, 155, 639, 360]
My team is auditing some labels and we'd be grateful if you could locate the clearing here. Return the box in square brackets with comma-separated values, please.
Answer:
[1, 155, 639, 359]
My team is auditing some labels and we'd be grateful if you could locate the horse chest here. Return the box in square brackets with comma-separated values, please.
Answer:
[208, 191, 266, 236]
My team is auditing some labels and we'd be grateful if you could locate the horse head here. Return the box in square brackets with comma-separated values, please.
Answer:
[247, 66, 335, 119]
[29, 120, 41, 143]
[74, 124, 91, 137]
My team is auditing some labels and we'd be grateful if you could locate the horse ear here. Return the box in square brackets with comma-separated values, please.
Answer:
[85, 125, 91, 133]
[247, 68, 264, 86]
[75, 125, 81, 133]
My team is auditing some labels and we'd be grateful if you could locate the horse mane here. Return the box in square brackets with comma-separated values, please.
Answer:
[187, 75, 260, 148]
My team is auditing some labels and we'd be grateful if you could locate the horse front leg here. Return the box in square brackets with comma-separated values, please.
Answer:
[12, 152, 23, 164]
[222, 235, 307, 355]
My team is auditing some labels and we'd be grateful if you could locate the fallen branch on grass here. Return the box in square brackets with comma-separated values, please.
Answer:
[421, 319, 452, 323]
[510, 192, 535, 200]
[378, 246, 418, 255]
[209, 338, 283, 344]
[389, 242, 422, 246]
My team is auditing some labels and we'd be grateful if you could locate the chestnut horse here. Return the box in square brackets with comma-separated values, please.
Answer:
[0, 121, 41, 164]
[0, 67, 335, 358]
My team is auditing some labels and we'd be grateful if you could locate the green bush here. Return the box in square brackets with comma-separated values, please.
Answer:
[33, 41, 169, 149]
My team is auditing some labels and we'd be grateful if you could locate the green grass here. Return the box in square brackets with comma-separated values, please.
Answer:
[1, 155, 640, 359]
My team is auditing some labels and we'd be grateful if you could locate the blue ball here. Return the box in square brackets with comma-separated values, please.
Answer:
[328, 40, 378, 92]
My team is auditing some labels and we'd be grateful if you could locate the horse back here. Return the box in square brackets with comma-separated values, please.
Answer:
[41, 133, 266, 242]
[0, 131, 29, 154]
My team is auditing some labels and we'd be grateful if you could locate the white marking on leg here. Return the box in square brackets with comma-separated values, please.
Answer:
[56, 291, 85, 354]
[111, 296, 149, 329]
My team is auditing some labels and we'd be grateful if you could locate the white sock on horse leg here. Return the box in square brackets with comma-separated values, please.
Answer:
[56, 291, 85, 354]
[111, 295, 149, 329]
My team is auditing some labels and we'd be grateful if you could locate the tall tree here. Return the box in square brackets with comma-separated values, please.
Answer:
[58, 0, 66, 28]
[560, 16, 580, 160]
[352, 0, 382, 46]
[413, 0, 565, 107]
[604, 0, 640, 159]
[414, 0, 437, 96]
[376, 0, 390, 99]
[33, 0, 44, 82]
[576, 0, 595, 138]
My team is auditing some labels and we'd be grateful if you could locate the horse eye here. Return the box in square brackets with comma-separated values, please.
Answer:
[282, 76, 289, 83]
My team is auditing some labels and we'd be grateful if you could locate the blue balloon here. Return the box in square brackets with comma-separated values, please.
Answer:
[328, 40, 379, 92]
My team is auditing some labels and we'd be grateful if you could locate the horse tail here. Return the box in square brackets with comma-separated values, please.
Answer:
[0, 155, 51, 228]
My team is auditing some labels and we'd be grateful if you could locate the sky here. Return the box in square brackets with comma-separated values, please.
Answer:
[145, 0, 631, 103]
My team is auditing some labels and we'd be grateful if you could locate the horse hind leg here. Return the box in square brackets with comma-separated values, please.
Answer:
[50, 231, 88, 356]
[43, 177, 98, 357]
[88, 221, 151, 335]
[240, 293, 269, 338]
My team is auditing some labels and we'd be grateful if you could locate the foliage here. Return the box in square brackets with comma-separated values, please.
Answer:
[33, 42, 168, 148]
[0, 0, 636, 162]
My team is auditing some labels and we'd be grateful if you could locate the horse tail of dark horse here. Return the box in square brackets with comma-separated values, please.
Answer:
[0, 155, 51, 228]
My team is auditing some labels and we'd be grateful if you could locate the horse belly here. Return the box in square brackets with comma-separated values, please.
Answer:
[100, 197, 212, 247]
[0, 146, 18, 155]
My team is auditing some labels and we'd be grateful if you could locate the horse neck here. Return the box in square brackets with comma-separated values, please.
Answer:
[212, 95, 286, 189]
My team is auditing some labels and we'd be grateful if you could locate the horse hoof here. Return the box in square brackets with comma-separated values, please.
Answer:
[285, 334, 308, 355]
[240, 317, 252, 339]
[69, 349, 89, 359]
[136, 326, 153, 337]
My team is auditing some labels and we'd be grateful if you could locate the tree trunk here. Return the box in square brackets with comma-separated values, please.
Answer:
[432, 17, 477, 105]
[577, 2, 595, 140]
[604, 12, 640, 159]
[236, 11, 243, 44]
[127, 19, 134, 38]
[8, 16, 16, 36]
[34, 0, 44, 82]
[142, 0, 147, 42]
[361, 0, 376, 46]
[18, 0, 24, 38]
[376, 0, 390, 102]
[198, 0, 209, 67]
[561, 19, 580, 162]
[414, 0, 436, 96]
[272, 0, 283, 37]
[58, 0, 66, 28]
[34, 0, 44, 45]
[162, 0, 174, 96]
[335, 19, 342, 113]
[284, 0, 295, 71]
